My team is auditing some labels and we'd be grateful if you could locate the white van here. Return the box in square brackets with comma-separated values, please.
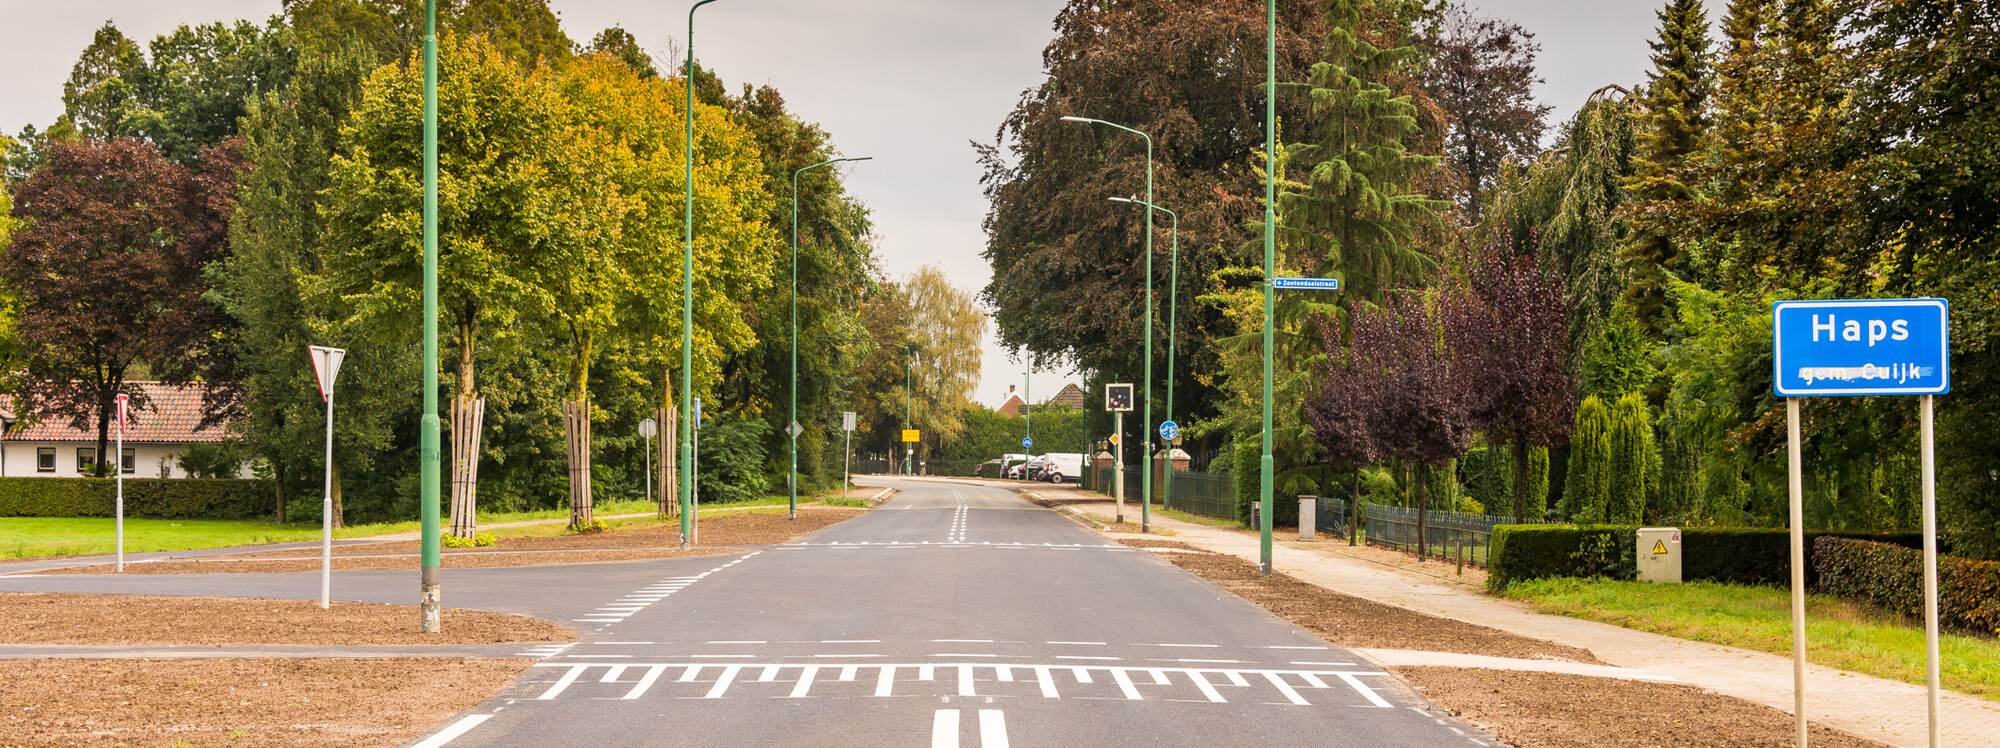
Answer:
[1037, 453, 1085, 483]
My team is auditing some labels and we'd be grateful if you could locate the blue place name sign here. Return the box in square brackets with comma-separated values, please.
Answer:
[1271, 277, 1341, 291]
[1772, 299, 1949, 397]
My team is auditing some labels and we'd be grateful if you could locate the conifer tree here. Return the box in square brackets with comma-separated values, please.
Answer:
[1606, 392, 1653, 524]
[1621, 0, 1712, 334]
[1560, 395, 1611, 522]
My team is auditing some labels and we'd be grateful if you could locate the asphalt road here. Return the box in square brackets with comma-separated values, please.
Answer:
[2, 478, 1500, 747]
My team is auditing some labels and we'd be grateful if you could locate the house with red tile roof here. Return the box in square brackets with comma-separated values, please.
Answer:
[0, 382, 252, 478]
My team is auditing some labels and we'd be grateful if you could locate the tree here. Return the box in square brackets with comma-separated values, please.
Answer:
[1347, 286, 1476, 558]
[979, 0, 1329, 442]
[1559, 395, 1612, 522]
[2, 137, 243, 476]
[1275, 0, 1446, 303]
[1307, 319, 1382, 535]
[50, 20, 297, 165]
[49, 23, 146, 142]
[1620, 0, 1712, 335]
[222, 40, 410, 526]
[585, 26, 655, 79]
[899, 266, 986, 460]
[1606, 392, 1654, 524]
[1462, 243, 1575, 522]
[288, 0, 571, 67]
[1417, 3, 1551, 224]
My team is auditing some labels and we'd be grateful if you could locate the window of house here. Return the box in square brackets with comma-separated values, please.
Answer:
[36, 448, 55, 473]
[122, 448, 136, 474]
[76, 448, 96, 474]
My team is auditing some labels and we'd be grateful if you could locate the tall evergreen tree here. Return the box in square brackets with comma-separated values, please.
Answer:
[1621, 0, 1712, 335]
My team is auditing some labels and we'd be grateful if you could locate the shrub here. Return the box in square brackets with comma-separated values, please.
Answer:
[177, 442, 247, 479]
[1488, 523, 1924, 591]
[0, 477, 271, 519]
[1814, 536, 2000, 636]
[1560, 396, 1611, 522]
[1233, 440, 1258, 526]
[440, 531, 496, 548]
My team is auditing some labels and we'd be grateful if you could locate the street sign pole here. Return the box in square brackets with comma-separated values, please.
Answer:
[310, 346, 345, 610]
[1771, 298, 1949, 747]
[115, 394, 126, 573]
[1113, 411, 1124, 524]
[842, 412, 856, 501]
[1920, 393, 1941, 748]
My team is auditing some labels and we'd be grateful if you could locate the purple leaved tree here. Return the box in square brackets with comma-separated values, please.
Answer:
[1307, 322, 1381, 544]
[1463, 243, 1576, 522]
[1347, 287, 1480, 560]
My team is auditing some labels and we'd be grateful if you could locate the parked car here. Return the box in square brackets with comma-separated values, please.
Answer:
[1020, 455, 1051, 481]
[1037, 453, 1084, 483]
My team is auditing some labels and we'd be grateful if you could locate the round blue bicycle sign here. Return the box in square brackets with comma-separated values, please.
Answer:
[1021, 437, 1033, 449]
[1158, 421, 1179, 442]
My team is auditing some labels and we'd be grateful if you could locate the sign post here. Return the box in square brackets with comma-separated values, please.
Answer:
[1263, 275, 1341, 572]
[691, 398, 702, 545]
[115, 393, 127, 573]
[841, 412, 857, 501]
[309, 345, 346, 609]
[901, 429, 921, 476]
[1106, 384, 1134, 524]
[1157, 420, 1179, 512]
[1772, 298, 1948, 747]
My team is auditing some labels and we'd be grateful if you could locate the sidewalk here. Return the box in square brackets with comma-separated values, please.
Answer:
[1032, 488, 2000, 748]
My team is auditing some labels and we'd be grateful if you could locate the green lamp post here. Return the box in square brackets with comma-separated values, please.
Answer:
[680, 0, 723, 549]
[897, 343, 914, 475]
[790, 156, 871, 520]
[418, 0, 442, 633]
[1109, 196, 1177, 512]
[1259, 0, 1277, 575]
[1060, 115, 1153, 533]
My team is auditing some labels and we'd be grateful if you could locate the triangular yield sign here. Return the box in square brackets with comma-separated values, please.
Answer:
[309, 345, 346, 402]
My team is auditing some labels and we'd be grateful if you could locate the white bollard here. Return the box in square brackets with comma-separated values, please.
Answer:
[1298, 497, 1316, 541]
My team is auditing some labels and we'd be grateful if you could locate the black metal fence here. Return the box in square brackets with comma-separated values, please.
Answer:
[1360, 502, 1545, 567]
[1167, 471, 1235, 520]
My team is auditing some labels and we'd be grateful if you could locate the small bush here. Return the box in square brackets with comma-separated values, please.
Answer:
[1815, 536, 2000, 636]
[440, 531, 496, 548]
[0, 477, 271, 519]
[568, 518, 608, 534]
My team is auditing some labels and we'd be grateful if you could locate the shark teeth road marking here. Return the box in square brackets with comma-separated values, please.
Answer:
[524, 662, 1393, 706]
[575, 556, 758, 627]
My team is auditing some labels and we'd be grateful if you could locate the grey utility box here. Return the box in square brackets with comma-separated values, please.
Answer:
[1299, 497, 1316, 541]
[1636, 527, 1683, 584]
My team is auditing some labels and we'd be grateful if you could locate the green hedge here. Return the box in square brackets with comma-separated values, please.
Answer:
[1488, 524, 1924, 591]
[1815, 537, 2000, 636]
[0, 477, 272, 519]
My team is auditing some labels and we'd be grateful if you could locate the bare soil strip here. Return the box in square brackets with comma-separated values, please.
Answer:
[1126, 539, 1887, 747]
[0, 593, 574, 646]
[0, 657, 527, 747]
[1393, 667, 1885, 748]
[45, 508, 864, 575]
[1118, 538, 1597, 662]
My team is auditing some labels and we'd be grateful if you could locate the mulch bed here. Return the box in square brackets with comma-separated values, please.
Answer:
[0, 593, 574, 646]
[0, 657, 528, 747]
[45, 509, 864, 575]
[1118, 538, 1597, 662]
[1393, 667, 1886, 748]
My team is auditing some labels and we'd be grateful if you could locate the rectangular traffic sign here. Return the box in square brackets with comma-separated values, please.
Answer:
[901, 429, 920, 443]
[1105, 383, 1134, 412]
[1271, 277, 1341, 291]
[1772, 299, 1949, 396]
[842, 412, 857, 432]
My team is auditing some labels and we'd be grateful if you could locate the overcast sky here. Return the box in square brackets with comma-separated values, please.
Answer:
[0, 0, 1670, 411]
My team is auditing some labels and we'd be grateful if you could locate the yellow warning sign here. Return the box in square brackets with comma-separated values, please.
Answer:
[901, 429, 920, 443]
[1652, 540, 1669, 555]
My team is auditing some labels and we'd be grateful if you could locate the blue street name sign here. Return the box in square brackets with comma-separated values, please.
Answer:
[1022, 437, 1033, 450]
[1271, 277, 1341, 291]
[1158, 421, 1179, 442]
[1772, 299, 1949, 397]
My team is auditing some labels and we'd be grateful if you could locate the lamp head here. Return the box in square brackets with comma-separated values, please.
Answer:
[1059, 116, 1090, 124]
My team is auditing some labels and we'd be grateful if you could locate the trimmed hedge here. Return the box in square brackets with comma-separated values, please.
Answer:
[1815, 536, 2000, 636]
[1488, 523, 1924, 591]
[0, 477, 272, 519]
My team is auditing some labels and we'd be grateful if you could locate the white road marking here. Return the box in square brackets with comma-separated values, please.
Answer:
[839, 666, 858, 681]
[1034, 667, 1059, 698]
[677, 665, 703, 682]
[689, 654, 753, 658]
[1335, 672, 1395, 708]
[813, 654, 881, 658]
[1174, 659, 1243, 664]
[958, 665, 977, 696]
[875, 666, 897, 697]
[931, 709, 960, 748]
[710, 640, 767, 644]
[979, 709, 1010, 748]
[409, 714, 492, 748]
[789, 666, 820, 698]
[1071, 667, 1093, 684]
[758, 665, 782, 682]
[1055, 656, 1118, 661]
[703, 665, 742, 698]
[1109, 667, 1143, 699]
[1157, 643, 1219, 648]
[536, 665, 588, 700]
[1299, 673, 1329, 688]
[822, 639, 880, 643]
[623, 665, 667, 700]
[935, 639, 995, 643]
[1292, 661, 1358, 666]
[1047, 641, 1105, 645]
[1263, 671, 1310, 705]
[1186, 670, 1227, 703]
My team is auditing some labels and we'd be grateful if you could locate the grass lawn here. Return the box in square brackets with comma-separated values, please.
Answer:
[1505, 577, 2000, 700]
[0, 517, 390, 559]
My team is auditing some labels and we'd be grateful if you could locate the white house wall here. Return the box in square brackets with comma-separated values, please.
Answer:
[0, 442, 253, 479]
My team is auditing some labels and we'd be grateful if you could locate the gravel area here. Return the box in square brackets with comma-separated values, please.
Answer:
[1119, 538, 1597, 662]
[0, 657, 528, 747]
[0, 593, 574, 646]
[1394, 667, 1886, 748]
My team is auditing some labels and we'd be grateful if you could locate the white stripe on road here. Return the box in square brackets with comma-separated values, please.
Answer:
[536, 665, 588, 700]
[1034, 666, 1059, 699]
[789, 666, 820, 698]
[875, 665, 897, 697]
[1335, 671, 1395, 708]
[932, 709, 960, 748]
[1262, 671, 1309, 705]
[979, 710, 1010, 748]
[409, 714, 492, 748]
[623, 666, 667, 699]
[1110, 667, 1142, 700]
[1185, 669, 1226, 703]
[703, 665, 742, 698]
